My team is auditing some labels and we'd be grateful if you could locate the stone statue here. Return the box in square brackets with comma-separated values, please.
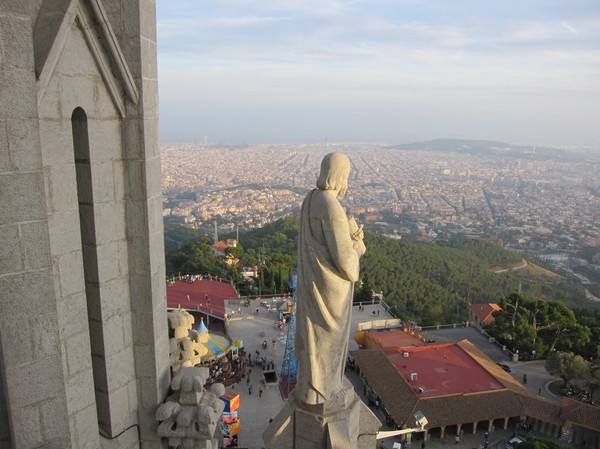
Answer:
[295, 152, 366, 406]
[263, 153, 379, 449]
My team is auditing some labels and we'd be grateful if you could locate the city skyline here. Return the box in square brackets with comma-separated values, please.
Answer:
[161, 143, 599, 253]
[157, 0, 600, 147]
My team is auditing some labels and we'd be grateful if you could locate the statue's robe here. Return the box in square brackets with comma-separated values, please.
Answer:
[295, 188, 360, 405]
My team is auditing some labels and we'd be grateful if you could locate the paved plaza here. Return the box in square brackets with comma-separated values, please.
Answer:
[221, 300, 566, 449]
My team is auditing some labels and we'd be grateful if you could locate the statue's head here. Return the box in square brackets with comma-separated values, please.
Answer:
[316, 152, 351, 197]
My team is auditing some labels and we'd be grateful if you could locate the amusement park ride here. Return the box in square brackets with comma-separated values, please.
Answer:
[279, 273, 298, 397]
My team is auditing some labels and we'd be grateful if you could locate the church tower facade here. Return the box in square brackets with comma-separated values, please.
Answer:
[0, 1, 169, 447]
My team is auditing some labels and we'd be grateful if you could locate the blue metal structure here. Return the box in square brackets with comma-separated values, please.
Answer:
[279, 274, 298, 397]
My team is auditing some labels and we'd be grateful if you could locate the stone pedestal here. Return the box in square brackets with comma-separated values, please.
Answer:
[263, 380, 380, 449]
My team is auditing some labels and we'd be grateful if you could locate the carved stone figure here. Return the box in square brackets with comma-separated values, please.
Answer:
[264, 153, 379, 449]
[168, 309, 209, 373]
[156, 367, 226, 448]
[295, 152, 366, 406]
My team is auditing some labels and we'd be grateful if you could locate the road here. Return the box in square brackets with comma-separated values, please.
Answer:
[493, 259, 528, 274]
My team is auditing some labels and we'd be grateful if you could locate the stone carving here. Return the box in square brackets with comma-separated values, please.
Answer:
[168, 310, 209, 373]
[157, 367, 226, 449]
[264, 152, 379, 449]
[295, 152, 366, 406]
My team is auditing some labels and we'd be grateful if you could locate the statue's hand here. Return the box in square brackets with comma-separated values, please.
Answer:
[347, 215, 364, 241]
[352, 224, 364, 241]
[354, 238, 366, 257]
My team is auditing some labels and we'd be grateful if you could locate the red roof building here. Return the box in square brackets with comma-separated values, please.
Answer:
[211, 239, 238, 257]
[469, 303, 502, 326]
[351, 330, 600, 444]
[166, 278, 239, 321]
[212, 241, 230, 257]
[352, 340, 526, 437]
[356, 328, 423, 350]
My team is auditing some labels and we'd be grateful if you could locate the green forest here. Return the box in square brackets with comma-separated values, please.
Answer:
[165, 217, 600, 358]
[358, 234, 592, 323]
[485, 293, 600, 359]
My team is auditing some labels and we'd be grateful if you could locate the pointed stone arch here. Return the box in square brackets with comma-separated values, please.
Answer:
[34, 0, 138, 116]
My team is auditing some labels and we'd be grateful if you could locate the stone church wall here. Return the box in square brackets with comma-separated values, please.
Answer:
[0, 1, 169, 448]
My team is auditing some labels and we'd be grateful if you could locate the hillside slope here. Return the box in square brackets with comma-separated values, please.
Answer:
[165, 219, 593, 324]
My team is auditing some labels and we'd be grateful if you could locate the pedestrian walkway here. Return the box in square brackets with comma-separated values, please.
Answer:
[225, 300, 287, 449]
[222, 300, 397, 448]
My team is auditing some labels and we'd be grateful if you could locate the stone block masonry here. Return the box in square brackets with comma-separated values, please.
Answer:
[0, 1, 169, 448]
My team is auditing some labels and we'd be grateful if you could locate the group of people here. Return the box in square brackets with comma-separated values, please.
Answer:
[345, 356, 356, 370]
[356, 304, 382, 315]
[172, 273, 223, 283]
[242, 349, 271, 371]
[202, 354, 245, 388]
[245, 382, 264, 398]
[227, 301, 280, 319]
[520, 421, 534, 433]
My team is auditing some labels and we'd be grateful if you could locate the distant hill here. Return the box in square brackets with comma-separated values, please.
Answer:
[386, 138, 573, 160]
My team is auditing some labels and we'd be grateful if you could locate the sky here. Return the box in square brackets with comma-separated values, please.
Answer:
[156, 0, 600, 147]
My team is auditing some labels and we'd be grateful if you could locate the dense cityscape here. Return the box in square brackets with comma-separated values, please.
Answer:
[161, 142, 600, 276]
[6, 2, 600, 449]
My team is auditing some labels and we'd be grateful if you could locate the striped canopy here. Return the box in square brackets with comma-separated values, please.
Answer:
[203, 332, 232, 360]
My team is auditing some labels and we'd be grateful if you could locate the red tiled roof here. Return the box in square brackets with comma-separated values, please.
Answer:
[352, 340, 527, 428]
[382, 341, 510, 397]
[352, 341, 599, 432]
[559, 397, 600, 431]
[455, 340, 525, 392]
[470, 303, 502, 325]
[212, 241, 229, 251]
[364, 328, 422, 349]
[166, 279, 238, 320]
[351, 348, 525, 428]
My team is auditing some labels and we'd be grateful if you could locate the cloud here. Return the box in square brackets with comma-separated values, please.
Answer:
[156, 0, 600, 146]
[560, 21, 578, 35]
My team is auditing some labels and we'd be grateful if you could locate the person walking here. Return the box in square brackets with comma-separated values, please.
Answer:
[248, 384, 253, 395]
[455, 435, 460, 445]
[259, 387, 263, 398]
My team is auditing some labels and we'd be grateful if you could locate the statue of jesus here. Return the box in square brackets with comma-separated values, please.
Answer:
[295, 152, 366, 406]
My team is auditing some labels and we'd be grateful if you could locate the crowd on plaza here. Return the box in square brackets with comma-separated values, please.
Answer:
[199, 346, 279, 390]
[201, 353, 246, 388]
